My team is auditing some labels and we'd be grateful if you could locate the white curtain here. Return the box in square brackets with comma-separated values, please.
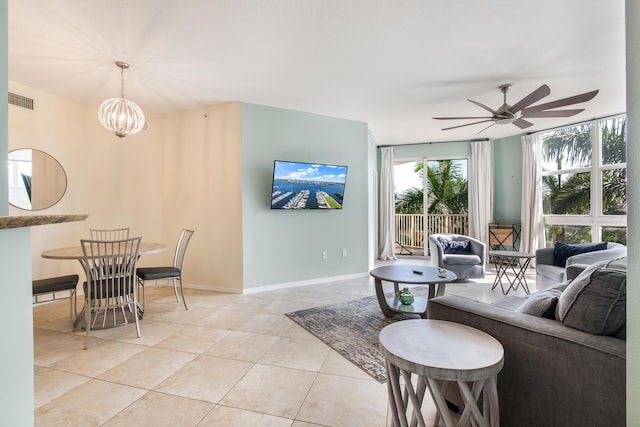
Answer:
[469, 140, 493, 244]
[521, 133, 545, 254]
[378, 147, 397, 260]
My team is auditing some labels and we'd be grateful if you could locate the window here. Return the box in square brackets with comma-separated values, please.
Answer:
[540, 115, 627, 246]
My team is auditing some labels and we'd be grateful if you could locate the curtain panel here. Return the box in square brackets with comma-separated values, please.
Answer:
[469, 140, 493, 245]
[378, 147, 397, 260]
[521, 133, 545, 254]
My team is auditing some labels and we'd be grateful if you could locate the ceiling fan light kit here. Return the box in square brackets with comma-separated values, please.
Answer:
[98, 61, 146, 138]
[433, 83, 599, 134]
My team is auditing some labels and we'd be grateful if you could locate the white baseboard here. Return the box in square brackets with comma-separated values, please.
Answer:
[182, 271, 370, 295]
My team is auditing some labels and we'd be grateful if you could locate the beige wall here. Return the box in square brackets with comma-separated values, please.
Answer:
[160, 104, 243, 292]
[8, 82, 243, 290]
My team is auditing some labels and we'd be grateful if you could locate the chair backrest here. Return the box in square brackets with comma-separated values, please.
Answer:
[173, 229, 195, 270]
[80, 237, 141, 301]
[90, 227, 130, 240]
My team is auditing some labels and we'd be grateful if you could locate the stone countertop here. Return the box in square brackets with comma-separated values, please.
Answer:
[0, 214, 88, 229]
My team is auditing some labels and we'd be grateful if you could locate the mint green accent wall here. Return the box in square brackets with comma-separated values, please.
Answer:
[241, 103, 369, 288]
[0, 0, 6, 216]
[492, 136, 522, 223]
[1, 2, 34, 424]
[0, 228, 33, 426]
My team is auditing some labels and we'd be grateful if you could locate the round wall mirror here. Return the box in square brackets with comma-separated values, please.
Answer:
[8, 149, 68, 210]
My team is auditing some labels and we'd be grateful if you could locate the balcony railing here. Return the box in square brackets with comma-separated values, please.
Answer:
[395, 213, 469, 252]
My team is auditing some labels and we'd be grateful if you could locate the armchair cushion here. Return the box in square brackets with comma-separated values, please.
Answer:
[553, 241, 608, 267]
[436, 236, 471, 254]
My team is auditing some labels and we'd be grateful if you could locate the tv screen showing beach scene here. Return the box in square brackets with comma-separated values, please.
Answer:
[271, 160, 348, 209]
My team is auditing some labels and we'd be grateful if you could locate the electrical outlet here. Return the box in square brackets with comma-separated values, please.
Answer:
[342, 249, 347, 258]
[322, 251, 327, 259]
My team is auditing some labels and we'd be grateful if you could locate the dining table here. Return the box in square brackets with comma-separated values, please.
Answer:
[41, 242, 168, 261]
[41, 241, 169, 327]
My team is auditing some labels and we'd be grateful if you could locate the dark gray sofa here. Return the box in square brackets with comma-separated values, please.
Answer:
[427, 260, 626, 426]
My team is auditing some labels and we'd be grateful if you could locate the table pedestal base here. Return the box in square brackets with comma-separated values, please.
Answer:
[386, 361, 500, 427]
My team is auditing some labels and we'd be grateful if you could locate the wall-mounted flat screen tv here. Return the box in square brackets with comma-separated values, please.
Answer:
[270, 160, 348, 209]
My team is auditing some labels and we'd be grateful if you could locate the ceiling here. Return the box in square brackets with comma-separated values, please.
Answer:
[8, 0, 626, 146]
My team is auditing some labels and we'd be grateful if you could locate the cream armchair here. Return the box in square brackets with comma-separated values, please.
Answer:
[535, 242, 626, 290]
[429, 233, 486, 280]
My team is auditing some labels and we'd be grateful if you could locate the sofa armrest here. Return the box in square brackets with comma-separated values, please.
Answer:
[468, 238, 486, 264]
[566, 245, 627, 267]
[535, 247, 555, 266]
[427, 295, 625, 427]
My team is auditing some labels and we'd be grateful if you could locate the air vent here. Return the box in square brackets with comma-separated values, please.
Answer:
[8, 92, 34, 110]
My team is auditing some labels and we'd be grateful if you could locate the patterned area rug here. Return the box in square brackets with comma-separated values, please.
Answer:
[286, 287, 430, 382]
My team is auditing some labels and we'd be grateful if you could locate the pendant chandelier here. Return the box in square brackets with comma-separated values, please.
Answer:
[98, 61, 145, 138]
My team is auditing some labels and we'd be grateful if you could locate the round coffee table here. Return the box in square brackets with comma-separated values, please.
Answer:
[369, 265, 457, 318]
[379, 319, 504, 427]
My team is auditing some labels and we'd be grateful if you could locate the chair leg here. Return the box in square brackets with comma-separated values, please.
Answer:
[171, 278, 180, 303]
[69, 289, 77, 332]
[178, 278, 188, 311]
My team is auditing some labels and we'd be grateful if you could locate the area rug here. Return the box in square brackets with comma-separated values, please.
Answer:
[285, 287, 430, 382]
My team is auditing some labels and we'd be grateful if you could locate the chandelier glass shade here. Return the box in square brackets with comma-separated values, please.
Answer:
[98, 61, 145, 138]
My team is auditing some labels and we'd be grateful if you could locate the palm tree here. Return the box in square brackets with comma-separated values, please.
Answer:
[542, 117, 627, 244]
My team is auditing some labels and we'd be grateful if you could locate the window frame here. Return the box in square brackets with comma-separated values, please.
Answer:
[540, 115, 627, 244]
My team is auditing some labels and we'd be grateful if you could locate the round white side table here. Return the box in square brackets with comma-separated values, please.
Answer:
[379, 319, 504, 427]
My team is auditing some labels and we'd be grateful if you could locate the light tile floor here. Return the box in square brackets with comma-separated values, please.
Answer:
[33, 257, 535, 426]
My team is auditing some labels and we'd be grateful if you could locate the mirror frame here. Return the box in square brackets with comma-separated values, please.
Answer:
[8, 148, 68, 211]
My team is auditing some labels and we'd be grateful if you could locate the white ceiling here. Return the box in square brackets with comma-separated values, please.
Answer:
[8, 0, 626, 145]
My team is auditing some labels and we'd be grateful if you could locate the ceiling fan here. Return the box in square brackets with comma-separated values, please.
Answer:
[433, 84, 599, 134]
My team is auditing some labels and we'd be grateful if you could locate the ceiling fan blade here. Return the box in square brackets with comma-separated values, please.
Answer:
[433, 116, 494, 120]
[507, 84, 551, 114]
[442, 119, 494, 131]
[512, 118, 535, 129]
[521, 108, 584, 118]
[525, 90, 599, 112]
[475, 122, 496, 134]
[467, 99, 497, 114]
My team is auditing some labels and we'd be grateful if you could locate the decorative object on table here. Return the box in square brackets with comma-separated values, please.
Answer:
[438, 267, 447, 278]
[98, 61, 145, 138]
[397, 287, 414, 305]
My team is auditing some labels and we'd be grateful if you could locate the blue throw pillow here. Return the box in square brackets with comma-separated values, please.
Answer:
[437, 237, 471, 255]
[553, 241, 608, 267]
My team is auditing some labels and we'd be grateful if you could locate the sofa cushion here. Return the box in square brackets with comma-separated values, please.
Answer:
[437, 236, 471, 254]
[516, 283, 568, 319]
[553, 241, 608, 267]
[556, 258, 626, 336]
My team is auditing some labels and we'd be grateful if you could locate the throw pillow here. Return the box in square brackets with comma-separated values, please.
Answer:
[556, 257, 626, 336]
[516, 283, 568, 319]
[437, 236, 471, 255]
[552, 241, 608, 267]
